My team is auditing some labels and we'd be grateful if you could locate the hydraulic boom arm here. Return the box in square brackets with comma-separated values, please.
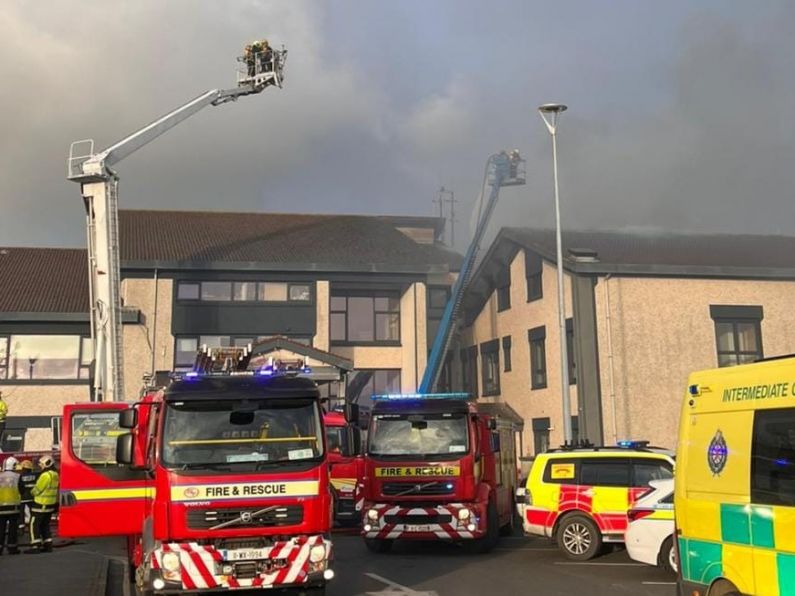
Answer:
[419, 151, 525, 394]
[67, 47, 286, 402]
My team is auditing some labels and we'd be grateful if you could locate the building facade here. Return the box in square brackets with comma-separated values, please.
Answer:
[460, 228, 795, 457]
[0, 211, 460, 451]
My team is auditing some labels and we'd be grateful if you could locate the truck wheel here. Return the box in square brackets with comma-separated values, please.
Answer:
[658, 536, 677, 574]
[556, 514, 601, 560]
[364, 538, 393, 554]
[464, 501, 500, 554]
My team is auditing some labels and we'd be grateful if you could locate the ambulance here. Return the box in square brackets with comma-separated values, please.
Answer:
[675, 355, 795, 596]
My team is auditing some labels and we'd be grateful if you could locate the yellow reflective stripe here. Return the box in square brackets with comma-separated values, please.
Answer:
[168, 436, 317, 446]
[71, 487, 153, 502]
[330, 478, 357, 490]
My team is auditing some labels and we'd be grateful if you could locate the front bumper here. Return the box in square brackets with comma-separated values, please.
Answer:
[148, 535, 332, 591]
[362, 502, 483, 541]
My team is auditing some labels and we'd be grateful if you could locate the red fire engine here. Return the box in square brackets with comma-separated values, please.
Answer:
[323, 411, 364, 525]
[359, 393, 523, 553]
[58, 349, 337, 595]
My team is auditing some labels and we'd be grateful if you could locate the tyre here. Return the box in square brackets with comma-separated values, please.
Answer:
[556, 514, 602, 560]
[658, 536, 677, 574]
[464, 501, 500, 554]
[708, 580, 741, 596]
[364, 538, 393, 553]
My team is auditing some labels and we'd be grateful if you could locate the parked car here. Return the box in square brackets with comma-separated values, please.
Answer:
[625, 478, 676, 573]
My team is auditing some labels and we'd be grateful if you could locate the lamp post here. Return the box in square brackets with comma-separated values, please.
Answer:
[538, 103, 572, 444]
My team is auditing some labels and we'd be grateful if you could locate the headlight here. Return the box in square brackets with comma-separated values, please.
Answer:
[309, 544, 326, 564]
[367, 508, 379, 522]
[458, 508, 471, 521]
[162, 551, 180, 573]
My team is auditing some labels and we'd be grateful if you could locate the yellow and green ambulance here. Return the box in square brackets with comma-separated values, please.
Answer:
[676, 355, 795, 596]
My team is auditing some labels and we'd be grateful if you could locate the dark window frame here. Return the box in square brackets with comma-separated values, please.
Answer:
[175, 280, 314, 304]
[329, 292, 401, 345]
[480, 340, 500, 397]
[347, 369, 402, 403]
[0, 334, 92, 382]
[525, 250, 543, 302]
[529, 326, 547, 390]
[710, 305, 763, 368]
[579, 458, 632, 487]
[502, 336, 512, 372]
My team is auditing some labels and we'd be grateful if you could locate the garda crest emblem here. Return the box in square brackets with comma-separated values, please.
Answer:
[707, 430, 728, 476]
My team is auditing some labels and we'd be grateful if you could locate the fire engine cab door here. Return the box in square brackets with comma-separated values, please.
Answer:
[59, 403, 150, 538]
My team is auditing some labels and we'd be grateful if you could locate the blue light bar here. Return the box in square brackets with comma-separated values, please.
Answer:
[617, 440, 650, 448]
[371, 392, 471, 401]
[184, 371, 200, 379]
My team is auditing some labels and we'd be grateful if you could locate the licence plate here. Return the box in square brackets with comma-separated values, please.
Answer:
[404, 524, 433, 532]
[222, 548, 268, 561]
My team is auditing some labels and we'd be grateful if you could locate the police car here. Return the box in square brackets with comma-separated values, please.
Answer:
[516, 441, 674, 560]
[625, 478, 676, 572]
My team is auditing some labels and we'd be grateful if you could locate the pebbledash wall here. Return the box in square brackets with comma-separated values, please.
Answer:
[459, 229, 795, 457]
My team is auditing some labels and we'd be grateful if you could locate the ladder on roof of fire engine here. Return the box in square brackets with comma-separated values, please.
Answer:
[67, 44, 287, 403]
[419, 152, 526, 394]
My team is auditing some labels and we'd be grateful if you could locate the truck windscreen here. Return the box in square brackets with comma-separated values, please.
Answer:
[162, 397, 324, 468]
[368, 413, 468, 457]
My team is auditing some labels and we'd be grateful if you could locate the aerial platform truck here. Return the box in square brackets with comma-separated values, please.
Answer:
[56, 45, 340, 594]
[359, 152, 526, 553]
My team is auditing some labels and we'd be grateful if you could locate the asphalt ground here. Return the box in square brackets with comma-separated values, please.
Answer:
[7, 531, 677, 596]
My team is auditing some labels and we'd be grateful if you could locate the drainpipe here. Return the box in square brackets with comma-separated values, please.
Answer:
[603, 274, 618, 443]
[150, 268, 159, 376]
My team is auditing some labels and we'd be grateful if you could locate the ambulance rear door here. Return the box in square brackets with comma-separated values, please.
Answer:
[58, 403, 151, 537]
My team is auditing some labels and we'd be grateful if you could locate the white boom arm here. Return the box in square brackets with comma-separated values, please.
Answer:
[68, 49, 286, 402]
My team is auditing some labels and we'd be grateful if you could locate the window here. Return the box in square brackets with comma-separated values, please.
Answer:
[174, 335, 311, 369]
[201, 281, 232, 301]
[428, 288, 449, 309]
[289, 284, 311, 302]
[71, 411, 124, 465]
[566, 318, 576, 385]
[529, 326, 547, 389]
[633, 461, 673, 487]
[751, 407, 795, 506]
[259, 282, 288, 302]
[330, 293, 400, 343]
[175, 337, 199, 368]
[580, 459, 631, 487]
[177, 282, 200, 300]
[543, 458, 578, 483]
[532, 417, 551, 455]
[496, 266, 511, 311]
[233, 282, 257, 301]
[502, 336, 512, 372]
[347, 369, 401, 403]
[710, 305, 763, 367]
[1, 427, 25, 452]
[525, 250, 543, 302]
[1, 335, 91, 380]
[464, 346, 478, 397]
[480, 340, 500, 396]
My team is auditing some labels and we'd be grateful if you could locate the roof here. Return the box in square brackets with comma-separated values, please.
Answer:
[0, 247, 88, 315]
[462, 227, 795, 324]
[119, 209, 462, 273]
[249, 335, 353, 371]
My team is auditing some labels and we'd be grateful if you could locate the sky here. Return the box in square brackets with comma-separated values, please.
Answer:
[1, 0, 795, 249]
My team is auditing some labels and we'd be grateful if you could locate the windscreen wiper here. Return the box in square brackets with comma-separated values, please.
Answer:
[180, 462, 232, 471]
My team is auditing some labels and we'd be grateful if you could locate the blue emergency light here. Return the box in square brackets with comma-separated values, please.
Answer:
[617, 440, 650, 448]
[371, 392, 471, 402]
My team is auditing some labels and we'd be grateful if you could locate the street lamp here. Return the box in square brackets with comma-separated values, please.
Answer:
[538, 102, 572, 444]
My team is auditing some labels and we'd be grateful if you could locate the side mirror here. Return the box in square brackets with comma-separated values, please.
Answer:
[351, 427, 362, 456]
[116, 433, 134, 465]
[344, 401, 359, 426]
[515, 486, 529, 505]
[119, 408, 137, 429]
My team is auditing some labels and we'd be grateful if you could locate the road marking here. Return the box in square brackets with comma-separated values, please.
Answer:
[642, 582, 676, 585]
[365, 572, 438, 595]
[553, 562, 645, 567]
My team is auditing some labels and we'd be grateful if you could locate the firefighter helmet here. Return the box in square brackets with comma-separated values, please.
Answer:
[20, 459, 34, 471]
[3, 456, 19, 471]
[39, 455, 54, 469]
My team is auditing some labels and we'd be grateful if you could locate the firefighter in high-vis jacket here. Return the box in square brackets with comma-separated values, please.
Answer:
[27, 455, 58, 553]
[17, 459, 38, 529]
[0, 456, 21, 555]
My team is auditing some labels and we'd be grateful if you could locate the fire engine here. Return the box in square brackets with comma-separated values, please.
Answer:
[58, 348, 338, 595]
[359, 393, 522, 553]
[324, 410, 364, 525]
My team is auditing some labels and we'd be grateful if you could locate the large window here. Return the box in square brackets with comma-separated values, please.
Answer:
[0, 335, 92, 380]
[481, 340, 500, 396]
[330, 293, 400, 344]
[502, 336, 512, 372]
[496, 266, 511, 312]
[176, 281, 312, 303]
[711, 305, 763, 367]
[346, 369, 401, 403]
[580, 458, 631, 487]
[525, 250, 543, 302]
[174, 335, 311, 369]
[532, 417, 551, 455]
[529, 326, 547, 390]
[460, 346, 478, 398]
[752, 408, 795, 506]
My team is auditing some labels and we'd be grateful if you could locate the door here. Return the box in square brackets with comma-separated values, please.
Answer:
[579, 458, 632, 535]
[58, 403, 151, 538]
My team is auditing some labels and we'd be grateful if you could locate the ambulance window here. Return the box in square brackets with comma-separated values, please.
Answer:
[543, 459, 578, 484]
[632, 461, 673, 488]
[751, 408, 795, 506]
[580, 459, 631, 487]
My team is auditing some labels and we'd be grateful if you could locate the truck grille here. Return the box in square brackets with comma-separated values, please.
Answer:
[187, 505, 303, 530]
[384, 513, 452, 525]
[381, 482, 455, 496]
